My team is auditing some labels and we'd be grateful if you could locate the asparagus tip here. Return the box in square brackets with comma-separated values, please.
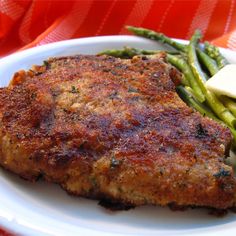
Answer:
[191, 29, 202, 41]
[125, 25, 132, 30]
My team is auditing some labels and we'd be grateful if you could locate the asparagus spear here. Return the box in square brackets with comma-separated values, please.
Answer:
[177, 86, 216, 120]
[204, 42, 229, 69]
[197, 44, 236, 123]
[99, 47, 159, 59]
[177, 86, 236, 144]
[126, 26, 186, 52]
[188, 30, 208, 83]
[187, 30, 236, 128]
[196, 48, 219, 76]
[196, 46, 236, 122]
[196, 47, 236, 122]
[220, 96, 236, 117]
[166, 54, 205, 102]
[99, 47, 180, 59]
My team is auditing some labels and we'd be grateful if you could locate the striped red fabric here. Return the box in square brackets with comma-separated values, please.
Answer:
[0, 0, 236, 234]
[0, 0, 236, 57]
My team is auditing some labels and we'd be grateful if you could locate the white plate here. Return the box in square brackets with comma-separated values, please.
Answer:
[0, 36, 236, 236]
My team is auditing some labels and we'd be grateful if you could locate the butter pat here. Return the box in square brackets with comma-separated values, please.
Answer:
[206, 64, 236, 99]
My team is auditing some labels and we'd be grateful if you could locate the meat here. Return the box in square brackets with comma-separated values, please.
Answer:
[0, 54, 235, 210]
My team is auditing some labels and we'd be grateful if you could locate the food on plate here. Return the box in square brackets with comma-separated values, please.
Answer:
[0, 54, 236, 210]
[204, 41, 229, 69]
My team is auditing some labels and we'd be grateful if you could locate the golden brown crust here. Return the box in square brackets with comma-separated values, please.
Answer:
[0, 55, 235, 210]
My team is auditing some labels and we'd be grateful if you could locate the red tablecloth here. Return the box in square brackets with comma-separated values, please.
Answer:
[1, 0, 236, 234]
[0, 0, 236, 57]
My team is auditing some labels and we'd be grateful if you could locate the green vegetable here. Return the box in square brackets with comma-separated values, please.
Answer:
[220, 96, 236, 117]
[204, 41, 229, 69]
[197, 46, 236, 126]
[196, 48, 219, 76]
[202, 43, 236, 128]
[99, 47, 179, 59]
[205, 91, 236, 128]
[167, 54, 204, 101]
[187, 30, 207, 84]
[126, 26, 186, 52]
[187, 30, 236, 128]
[177, 86, 236, 145]
[176, 86, 217, 120]
[99, 47, 159, 59]
[228, 127, 236, 148]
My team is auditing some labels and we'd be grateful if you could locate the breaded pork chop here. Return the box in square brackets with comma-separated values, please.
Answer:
[0, 54, 235, 210]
